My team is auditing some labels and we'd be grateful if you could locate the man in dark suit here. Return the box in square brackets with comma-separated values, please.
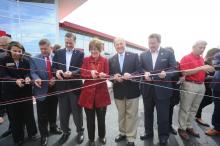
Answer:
[109, 37, 141, 146]
[206, 51, 220, 135]
[31, 39, 62, 146]
[140, 33, 177, 145]
[52, 33, 84, 145]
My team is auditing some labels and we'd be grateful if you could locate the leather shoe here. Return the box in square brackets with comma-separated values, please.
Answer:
[205, 129, 220, 136]
[41, 136, 48, 146]
[115, 134, 126, 142]
[99, 137, 106, 144]
[77, 132, 84, 144]
[159, 139, 168, 145]
[170, 126, 177, 135]
[178, 129, 189, 140]
[58, 133, 70, 145]
[140, 133, 153, 140]
[186, 128, 200, 137]
[127, 142, 135, 146]
[50, 127, 62, 135]
[88, 140, 95, 146]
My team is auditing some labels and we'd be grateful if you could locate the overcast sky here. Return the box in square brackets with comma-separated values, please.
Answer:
[62, 0, 220, 60]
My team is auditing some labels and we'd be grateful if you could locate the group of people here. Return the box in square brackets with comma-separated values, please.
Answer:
[0, 32, 220, 146]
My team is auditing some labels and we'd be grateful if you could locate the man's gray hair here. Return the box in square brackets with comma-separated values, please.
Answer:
[0, 36, 11, 44]
[39, 38, 51, 46]
[192, 40, 207, 48]
[113, 37, 126, 45]
[148, 33, 161, 43]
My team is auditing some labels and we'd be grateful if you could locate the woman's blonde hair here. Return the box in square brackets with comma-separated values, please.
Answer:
[89, 38, 103, 52]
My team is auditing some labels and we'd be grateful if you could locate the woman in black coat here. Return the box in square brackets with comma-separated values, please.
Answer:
[1, 41, 37, 146]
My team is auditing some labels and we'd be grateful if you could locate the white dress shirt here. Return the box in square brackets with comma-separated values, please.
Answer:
[66, 48, 74, 71]
[150, 47, 160, 70]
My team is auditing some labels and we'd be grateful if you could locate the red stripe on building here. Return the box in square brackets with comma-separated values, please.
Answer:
[60, 21, 147, 51]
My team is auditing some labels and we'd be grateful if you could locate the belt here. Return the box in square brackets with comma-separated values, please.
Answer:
[185, 79, 203, 84]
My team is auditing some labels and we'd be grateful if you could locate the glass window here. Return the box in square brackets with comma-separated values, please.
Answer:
[76, 38, 84, 49]
[19, 3, 56, 24]
[0, 0, 57, 54]
[0, 0, 19, 19]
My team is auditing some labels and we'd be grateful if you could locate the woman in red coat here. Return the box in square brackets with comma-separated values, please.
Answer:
[78, 38, 111, 146]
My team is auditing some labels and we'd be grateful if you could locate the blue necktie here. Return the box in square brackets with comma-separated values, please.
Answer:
[119, 54, 124, 72]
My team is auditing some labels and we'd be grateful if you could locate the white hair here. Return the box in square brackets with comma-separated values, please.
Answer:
[113, 37, 126, 45]
[0, 36, 11, 44]
[192, 40, 207, 48]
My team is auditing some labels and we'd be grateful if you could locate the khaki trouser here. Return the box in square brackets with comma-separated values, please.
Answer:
[115, 98, 139, 142]
[178, 81, 205, 130]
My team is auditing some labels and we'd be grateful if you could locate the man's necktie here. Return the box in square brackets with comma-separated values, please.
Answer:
[46, 56, 52, 79]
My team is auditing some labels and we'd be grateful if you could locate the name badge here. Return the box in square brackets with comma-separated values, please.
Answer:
[6, 63, 15, 67]
[161, 59, 167, 62]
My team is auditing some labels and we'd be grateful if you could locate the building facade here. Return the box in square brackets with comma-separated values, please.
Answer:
[0, 0, 146, 57]
[59, 22, 146, 57]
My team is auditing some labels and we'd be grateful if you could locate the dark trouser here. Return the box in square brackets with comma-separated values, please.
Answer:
[36, 95, 58, 137]
[5, 107, 12, 133]
[24, 101, 37, 137]
[7, 100, 36, 143]
[143, 87, 170, 138]
[169, 105, 174, 128]
[212, 91, 220, 131]
[0, 83, 4, 117]
[84, 107, 106, 141]
[58, 92, 83, 134]
[195, 95, 213, 118]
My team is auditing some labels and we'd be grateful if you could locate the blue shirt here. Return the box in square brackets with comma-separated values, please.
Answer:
[118, 51, 125, 72]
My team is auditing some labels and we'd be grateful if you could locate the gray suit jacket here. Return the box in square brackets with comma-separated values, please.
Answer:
[140, 48, 177, 100]
[30, 54, 54, 101]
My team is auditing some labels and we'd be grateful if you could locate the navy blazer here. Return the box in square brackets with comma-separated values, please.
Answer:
[211, 52, 220, 92]
[140, 48, 177, 100]
[52, 48, 84, 96]
[109, 51, 141, 99]
[30, 54, 53, 101]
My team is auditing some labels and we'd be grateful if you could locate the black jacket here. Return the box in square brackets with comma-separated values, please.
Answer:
[1, 56, 32, 100]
